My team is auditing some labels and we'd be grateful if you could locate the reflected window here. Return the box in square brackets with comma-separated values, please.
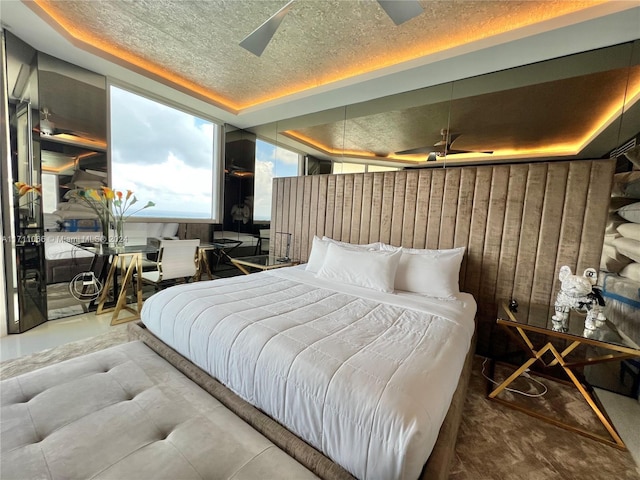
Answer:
[334, 162, 399, 174]
[41, 173, 58, 214]
[110, 85, 222, 221]
[254, 139, 300, 221]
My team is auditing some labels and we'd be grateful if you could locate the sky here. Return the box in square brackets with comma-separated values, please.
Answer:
[254, 139, 299, 221]
[110, 85, 216, 219]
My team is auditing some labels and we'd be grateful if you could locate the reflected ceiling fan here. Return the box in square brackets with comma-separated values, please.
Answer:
[39, 107, 94, 140]
[240, 0, 424, 56]
[395, 128, 494, 161]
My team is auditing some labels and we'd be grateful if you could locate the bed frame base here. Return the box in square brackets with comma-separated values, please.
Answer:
[128, 321, 475, 480]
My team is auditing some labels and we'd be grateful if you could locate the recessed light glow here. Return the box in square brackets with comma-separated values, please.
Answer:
[28, 0, 617, 112]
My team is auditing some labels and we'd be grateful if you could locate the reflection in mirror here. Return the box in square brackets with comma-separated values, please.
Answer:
[4, 30, 48, 332]
[221, 126, 256, 252]
[252, 41, 639, 174]
[29, 53, 107, 322]
[589, 39, 640, 397]
[448, 42, 638, 165]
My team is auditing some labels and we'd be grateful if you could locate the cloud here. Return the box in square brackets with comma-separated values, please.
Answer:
[110, 86, 215, 170]
[254, 140, 300, 220]
[113, 153, 213, 218]
[110, 86, 217, 218]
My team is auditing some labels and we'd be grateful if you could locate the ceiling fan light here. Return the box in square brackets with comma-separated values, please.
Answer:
[40, 118, 55, 136]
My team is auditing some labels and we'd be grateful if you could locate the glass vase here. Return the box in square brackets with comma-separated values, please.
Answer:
[114, 218, 125, 248]
[100, 215, 110, 245]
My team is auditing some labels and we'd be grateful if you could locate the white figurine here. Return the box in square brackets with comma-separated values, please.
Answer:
[552, 266, 605, 332]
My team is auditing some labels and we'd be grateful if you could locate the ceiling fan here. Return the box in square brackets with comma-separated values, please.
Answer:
[395, 128, 494, 161]
[39, 107, 95, 140]
[240, 0, 424, 56]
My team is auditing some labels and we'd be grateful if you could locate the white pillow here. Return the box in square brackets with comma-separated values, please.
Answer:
[316, 243, 401, 292]
[162, 223, 179, 237]
[612, 237, 640, 263]
[398, 247, 465, 298]
[305, 236, 381, 273]
[600, 244, 632, 273]
[619, 263, 640, 283]
[617, 223, 640, 242]
[618, 203, 640, 223]
[146, 223, 164, 238]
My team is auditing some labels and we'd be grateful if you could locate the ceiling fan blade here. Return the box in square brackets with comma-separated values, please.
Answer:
[395, 145, 433, 155]
[448, 132, 461, 144]
[377, 0, 424, 25]
[446, 148, 494, 155]
[240, 0, 295, 56]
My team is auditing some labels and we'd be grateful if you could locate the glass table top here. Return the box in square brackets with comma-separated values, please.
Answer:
[498, 300, 639, 351]
[231, 255, 295, 268]
[68, 241, 157, 257]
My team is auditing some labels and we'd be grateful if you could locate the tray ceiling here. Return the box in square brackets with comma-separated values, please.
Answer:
[30, 0, 608, 112]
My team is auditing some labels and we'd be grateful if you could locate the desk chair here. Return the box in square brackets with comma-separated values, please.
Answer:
[254, 229, 270, 255]
[138, 239, 199, 289]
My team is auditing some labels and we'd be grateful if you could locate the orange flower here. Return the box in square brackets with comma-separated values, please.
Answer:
[14, 182, 42, 197]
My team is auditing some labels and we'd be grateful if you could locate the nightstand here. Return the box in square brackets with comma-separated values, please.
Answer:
[230, 255, 298, 275]
[488, 299, 640, 449]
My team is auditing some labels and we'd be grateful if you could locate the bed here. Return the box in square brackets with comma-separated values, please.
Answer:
[44, 231, 103, 284]
[140, 238, 477, 480]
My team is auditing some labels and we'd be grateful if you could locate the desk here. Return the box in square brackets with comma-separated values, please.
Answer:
[489, 300, 640, 449]
[230, 255, 297, 275]
[71, 242, 157, 325]
[193, 242, 232, 281]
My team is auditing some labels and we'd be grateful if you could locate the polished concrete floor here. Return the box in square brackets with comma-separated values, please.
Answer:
[0, 310, 114, 362]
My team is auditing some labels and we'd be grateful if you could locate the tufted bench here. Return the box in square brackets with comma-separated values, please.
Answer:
[0, 341, 318, 480]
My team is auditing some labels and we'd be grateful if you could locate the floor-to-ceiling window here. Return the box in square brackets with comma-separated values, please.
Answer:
[109, 85, 223, 221]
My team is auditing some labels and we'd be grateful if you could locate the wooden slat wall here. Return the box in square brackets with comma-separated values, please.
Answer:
[271, 159, 615, 353]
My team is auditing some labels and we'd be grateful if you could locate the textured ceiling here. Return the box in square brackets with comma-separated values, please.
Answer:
[282, 63, 640, 163]
[14, 0, 638, 166]
[30, 0, 606, 111]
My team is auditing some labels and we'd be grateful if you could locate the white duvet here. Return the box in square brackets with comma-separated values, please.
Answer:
[141, 266, 476, 480]
[44, 232, 101, 260]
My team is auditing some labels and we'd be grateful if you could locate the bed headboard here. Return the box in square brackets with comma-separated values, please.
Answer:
[270, 159, 614, 353]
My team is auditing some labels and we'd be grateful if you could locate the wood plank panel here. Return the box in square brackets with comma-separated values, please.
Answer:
[316, 175, 328, 239]
[306, 175, 321, 256]
[390, 171, 407, 246]
[530, 162, 569, 306]
[325, 175, 336, 239]
[300, 176, 313, 262]
[495, 165, 528, 302]
[413, 169, 432, 249]
[439, 169, 461, 249]
[426, 170, 445, 249]
[463, 167, 493, 300]
[292, 178, 303, 262]
[379, 172, 395, 244]
[512, 164, 547, 309]
[455, 168, 476, 282]
[550, 162, 592, 300]
[341, 175, 354, 242]
[577, 160, 615, 273]
[401, 171, 418, 247]
[351, 174, 364, 244]
[369, 173, 384, 243]
[273, 159, 614, 356]
[332, 175, 345, 240]
[360, 173, 374, 244]
[478, 165, 510, 310]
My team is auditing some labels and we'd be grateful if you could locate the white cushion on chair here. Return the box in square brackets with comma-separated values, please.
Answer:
[140, 239, 199, 284]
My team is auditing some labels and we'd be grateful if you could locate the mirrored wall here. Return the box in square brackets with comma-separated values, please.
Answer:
[252, 39, 640, 172]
